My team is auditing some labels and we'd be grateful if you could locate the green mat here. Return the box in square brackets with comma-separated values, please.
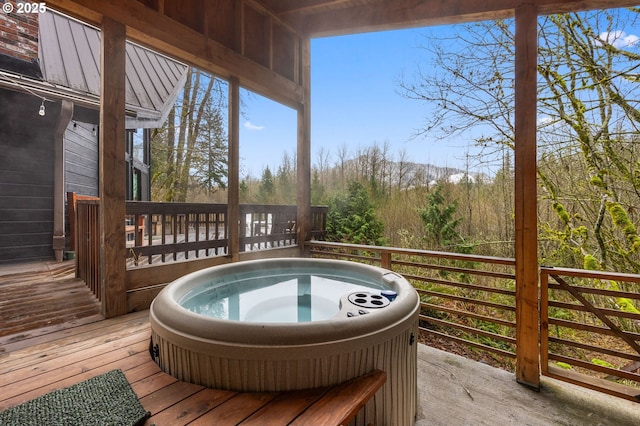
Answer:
[0, 369, 150, 426]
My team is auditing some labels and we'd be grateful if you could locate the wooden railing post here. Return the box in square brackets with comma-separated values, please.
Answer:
[539, 268, 550, 377]
[67, 192, 78, 253]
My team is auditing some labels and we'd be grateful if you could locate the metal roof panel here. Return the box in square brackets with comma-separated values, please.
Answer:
[38, 10, 188, 128]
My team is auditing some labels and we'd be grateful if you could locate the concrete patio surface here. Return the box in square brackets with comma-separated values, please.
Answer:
[416, 344, 639, 426]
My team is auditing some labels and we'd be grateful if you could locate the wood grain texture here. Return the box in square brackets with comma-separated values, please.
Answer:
[99, 17, 127, 318]
[514, 3, 540, 389]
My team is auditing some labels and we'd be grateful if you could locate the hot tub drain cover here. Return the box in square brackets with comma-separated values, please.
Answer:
[348, 292, 390, 309]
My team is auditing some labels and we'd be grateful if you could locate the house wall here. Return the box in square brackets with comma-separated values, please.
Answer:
[65, 120, 99, 197]
[0, 90, 60, 264]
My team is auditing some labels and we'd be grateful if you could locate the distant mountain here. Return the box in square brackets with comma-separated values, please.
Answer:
[332, 158, 490, 188]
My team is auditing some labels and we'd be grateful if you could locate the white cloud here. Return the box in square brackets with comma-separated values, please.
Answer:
[244, 121, 265, 131]
[598, 30, 640, 48]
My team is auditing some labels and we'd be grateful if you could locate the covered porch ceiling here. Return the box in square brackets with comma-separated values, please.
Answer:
[259, 0, 640, 36]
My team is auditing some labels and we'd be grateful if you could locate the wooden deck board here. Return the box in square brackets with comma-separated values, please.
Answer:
[1, 332, 150, 389]
[0, 311, 148, 364]
[238, 388, 327, 425]
[0, 261, 102, 341]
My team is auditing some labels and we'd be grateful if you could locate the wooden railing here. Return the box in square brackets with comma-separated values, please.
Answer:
[74, 197, 100, 301]
[306, 241, 518, 364]
[125, 202, 228, 266]
[73, 199, 328, 313]
[541, 267, 640, 402]
[71, 199, 328, 269]
[124, 202, 328, 267]
[239, 204, 297, 251]
[306, 242, 640, 402]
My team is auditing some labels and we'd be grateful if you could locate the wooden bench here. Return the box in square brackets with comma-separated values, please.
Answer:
[255, 370, 386, 425]
[150, 369, 387, 426]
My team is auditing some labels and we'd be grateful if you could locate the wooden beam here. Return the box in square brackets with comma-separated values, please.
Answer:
[99, 17, 127, 318]
[514, 3, 540, 389]
[298, 0, 640, 37]
[245, 0, 301, 35]
[46, 0, 304, 110]
[271, 0, 354, 16]
[297, 37, 312, 254]
[53, 100, 74, 262]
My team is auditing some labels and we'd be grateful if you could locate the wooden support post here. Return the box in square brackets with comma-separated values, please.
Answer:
[514, 3, 540, 389]
[99, 17, 127, 318]
[228, 76, 240, 260]
[297, 37, 311, 256]
[53, 100, 73, 262]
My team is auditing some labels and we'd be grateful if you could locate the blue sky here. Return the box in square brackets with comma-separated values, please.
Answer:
[239, 27, 485, 178]
[238, 9, 640, 179]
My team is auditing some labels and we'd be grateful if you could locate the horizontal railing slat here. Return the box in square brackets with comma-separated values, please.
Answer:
[392, 259, 516, 280]
[421, 302, 516, 329]
[418, 289, 516, 312]
[421, 315, 517, 345]
[405, 273, 516, 297]
[548, 300, 640, 320]
[548, 336, 640, 363]
[548, 354, 640, 383]
[547, 282, 640, 300]
[547, 317, 640, 339]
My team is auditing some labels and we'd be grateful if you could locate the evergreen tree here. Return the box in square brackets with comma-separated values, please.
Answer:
[258, 166, 275, 203]
[419, 184, 470, 253]
[326, 181, 386, 245]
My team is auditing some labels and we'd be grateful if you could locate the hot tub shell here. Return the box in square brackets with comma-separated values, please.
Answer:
[150, 258, 419, 425]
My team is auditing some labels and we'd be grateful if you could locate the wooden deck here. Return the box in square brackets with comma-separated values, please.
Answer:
[0, 260, 103, 341]
[0, 310, 385, 425]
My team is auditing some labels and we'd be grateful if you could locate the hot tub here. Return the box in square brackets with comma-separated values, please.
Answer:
[149, 258, 419, 425]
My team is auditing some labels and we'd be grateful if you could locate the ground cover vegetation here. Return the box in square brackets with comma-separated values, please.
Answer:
[148, 8, 640, 387]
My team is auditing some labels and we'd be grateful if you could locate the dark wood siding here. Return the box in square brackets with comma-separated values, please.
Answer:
[0, 90, 58, 264]
[64, 121, 99, 197]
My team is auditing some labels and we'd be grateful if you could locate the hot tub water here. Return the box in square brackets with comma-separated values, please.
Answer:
[179, 268, 394, 322]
